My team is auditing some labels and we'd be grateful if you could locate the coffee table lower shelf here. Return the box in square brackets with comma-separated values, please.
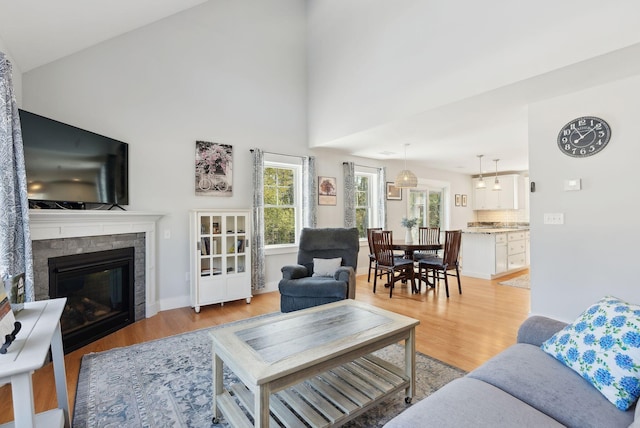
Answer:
[215, 353, 410, 428]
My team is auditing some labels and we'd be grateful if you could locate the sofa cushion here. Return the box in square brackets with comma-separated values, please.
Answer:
[312, 257, 342, 277]
[469, 343, 634, 428]
[541, 296, 640, 410]
[383, 377, 563, 428]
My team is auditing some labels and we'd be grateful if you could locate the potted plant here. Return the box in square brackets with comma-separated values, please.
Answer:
[401, 217, 419, 244]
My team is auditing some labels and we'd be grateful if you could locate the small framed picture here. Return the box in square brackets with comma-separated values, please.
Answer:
[455, 194, 461, 206]
[386, 182, 402, 200]
[318, 176, 337, 205]
[461, 194, 468, 207]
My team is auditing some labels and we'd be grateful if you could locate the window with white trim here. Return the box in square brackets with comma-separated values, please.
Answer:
[355, 171, 380, 239]
[263, 161, 302, 246]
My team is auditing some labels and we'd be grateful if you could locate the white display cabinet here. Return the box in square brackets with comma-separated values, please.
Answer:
[189, 209, 252, 313]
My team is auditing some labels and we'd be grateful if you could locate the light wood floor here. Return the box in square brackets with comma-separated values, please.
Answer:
[0, 269, 529, 424]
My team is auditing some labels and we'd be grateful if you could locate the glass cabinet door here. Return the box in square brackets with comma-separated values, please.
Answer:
[199, 215, 223, 277]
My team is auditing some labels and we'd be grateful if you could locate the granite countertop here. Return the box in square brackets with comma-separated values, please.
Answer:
[463, 227, 530, 234]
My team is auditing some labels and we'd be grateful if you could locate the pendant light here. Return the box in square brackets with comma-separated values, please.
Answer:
[492, 159, 502, 191]
[394, 144, 418, 188]
[476, 155, 486, 189]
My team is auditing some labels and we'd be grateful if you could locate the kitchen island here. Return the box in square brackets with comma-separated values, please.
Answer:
[461, 228, 529, 279]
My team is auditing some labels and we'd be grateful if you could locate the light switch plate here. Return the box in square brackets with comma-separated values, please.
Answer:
[544, 213, 564, 224]
[564, 179, 581, 191]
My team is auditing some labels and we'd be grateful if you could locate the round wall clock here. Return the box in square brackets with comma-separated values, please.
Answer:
[557, 116, 611, 158]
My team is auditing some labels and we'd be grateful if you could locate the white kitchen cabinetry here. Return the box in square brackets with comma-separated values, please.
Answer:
[472, 175, 524, 210]
[189, 209, 252, 313]
[462, 230, 529, 279]
[495, 233, 508, 274]
[507, 231, 526, 271]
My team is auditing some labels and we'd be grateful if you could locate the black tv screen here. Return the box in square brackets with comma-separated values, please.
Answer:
[19, 109, 129, 207]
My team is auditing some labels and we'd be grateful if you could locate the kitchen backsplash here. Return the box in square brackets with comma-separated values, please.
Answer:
[474, 209, 529, 224]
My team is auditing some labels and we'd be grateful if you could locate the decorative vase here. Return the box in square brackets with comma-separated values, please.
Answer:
[405, 228, 413, 244]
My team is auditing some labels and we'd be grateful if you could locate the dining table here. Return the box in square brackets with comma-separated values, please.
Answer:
[392, 242, 442, 260]
[391, 242, 443, 292]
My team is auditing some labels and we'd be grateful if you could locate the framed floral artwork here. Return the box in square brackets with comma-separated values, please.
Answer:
[386, 182, 402, 200]
[195, 141, 233, 196]
[318, 176, 337, 205]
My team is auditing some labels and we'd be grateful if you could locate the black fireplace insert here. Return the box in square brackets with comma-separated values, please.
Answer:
[48, 247, 135, 353]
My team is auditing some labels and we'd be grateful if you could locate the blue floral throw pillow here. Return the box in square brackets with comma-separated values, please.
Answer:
[541, 296, 640, 410]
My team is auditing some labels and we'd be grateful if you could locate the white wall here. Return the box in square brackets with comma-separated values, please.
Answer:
[307, 0, 640, 146]
[20, 0, 475, 309]
[22, 0, 308, 310]
[528, 75, 640, 321]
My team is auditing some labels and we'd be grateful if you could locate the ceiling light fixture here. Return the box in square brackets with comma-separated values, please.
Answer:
[492, 159, 502, 191]
[394, 144, 418, 188]
[476, 155, 486, 189]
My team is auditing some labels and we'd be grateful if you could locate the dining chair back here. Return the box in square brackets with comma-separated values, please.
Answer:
[366, 227, 382, 282]
[417, 230, 462, 298]
[371, 230, 416, 298]
[414, 227, 440, 260]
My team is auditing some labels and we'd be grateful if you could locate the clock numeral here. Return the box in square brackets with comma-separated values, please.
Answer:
[589, 145, 596, 152]
[565, 143, 571, 151]
[578, 119, 587, 126]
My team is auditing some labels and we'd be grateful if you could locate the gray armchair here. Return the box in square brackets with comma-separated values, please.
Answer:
[278, 227, 359, 312]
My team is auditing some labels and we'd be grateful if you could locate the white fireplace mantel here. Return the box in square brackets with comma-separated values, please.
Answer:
[29, 210, 165, 317]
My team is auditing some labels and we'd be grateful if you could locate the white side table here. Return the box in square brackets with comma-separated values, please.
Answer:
[0, 298, 69, 428]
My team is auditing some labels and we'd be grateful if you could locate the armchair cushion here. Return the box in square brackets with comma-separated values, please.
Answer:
[312, 257, 342, 277]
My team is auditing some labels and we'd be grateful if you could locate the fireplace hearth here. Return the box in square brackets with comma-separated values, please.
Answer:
[49, 247, 135, 353]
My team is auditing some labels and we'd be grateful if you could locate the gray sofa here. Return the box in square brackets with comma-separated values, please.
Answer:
[385, 315, 638, 428]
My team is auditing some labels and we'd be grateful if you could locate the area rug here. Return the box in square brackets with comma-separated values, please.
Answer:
[498, 273, 530, 289]
[73, 314, 465, 428]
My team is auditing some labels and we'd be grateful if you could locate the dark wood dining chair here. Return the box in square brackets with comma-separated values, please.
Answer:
[372, 230, 416, 297]
[417, 230, 462, 297]
[413, 227, 440, 261]
[366, 227, 382, 282]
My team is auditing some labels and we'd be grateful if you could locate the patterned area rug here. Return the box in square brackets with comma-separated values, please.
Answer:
[498, 273, 530, 289]
[73, 314, 465, 428]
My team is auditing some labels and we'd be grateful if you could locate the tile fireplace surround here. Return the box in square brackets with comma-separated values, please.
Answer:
[29, 210, 164, 318]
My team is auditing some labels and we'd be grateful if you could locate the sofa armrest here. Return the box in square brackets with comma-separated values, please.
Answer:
[334, 266, 356, 299]
[281, 264, 309, 280]
[517, 316, 568, 346]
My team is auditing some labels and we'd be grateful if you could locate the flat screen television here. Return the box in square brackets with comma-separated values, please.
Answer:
[19, 109, 129, 208]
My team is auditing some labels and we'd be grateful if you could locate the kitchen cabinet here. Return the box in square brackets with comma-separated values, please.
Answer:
[507, 231, 526, 271]
[189, 209, 252, 313]
[472, 175, 524, 210]
[495, 233, 508, 274]
[461, 229, 529, 279]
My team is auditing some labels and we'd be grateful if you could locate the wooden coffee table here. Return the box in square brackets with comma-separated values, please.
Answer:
[210, 299, 419, 427]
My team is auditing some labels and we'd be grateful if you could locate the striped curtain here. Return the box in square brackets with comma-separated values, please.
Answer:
[0, 52, 34, 301]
